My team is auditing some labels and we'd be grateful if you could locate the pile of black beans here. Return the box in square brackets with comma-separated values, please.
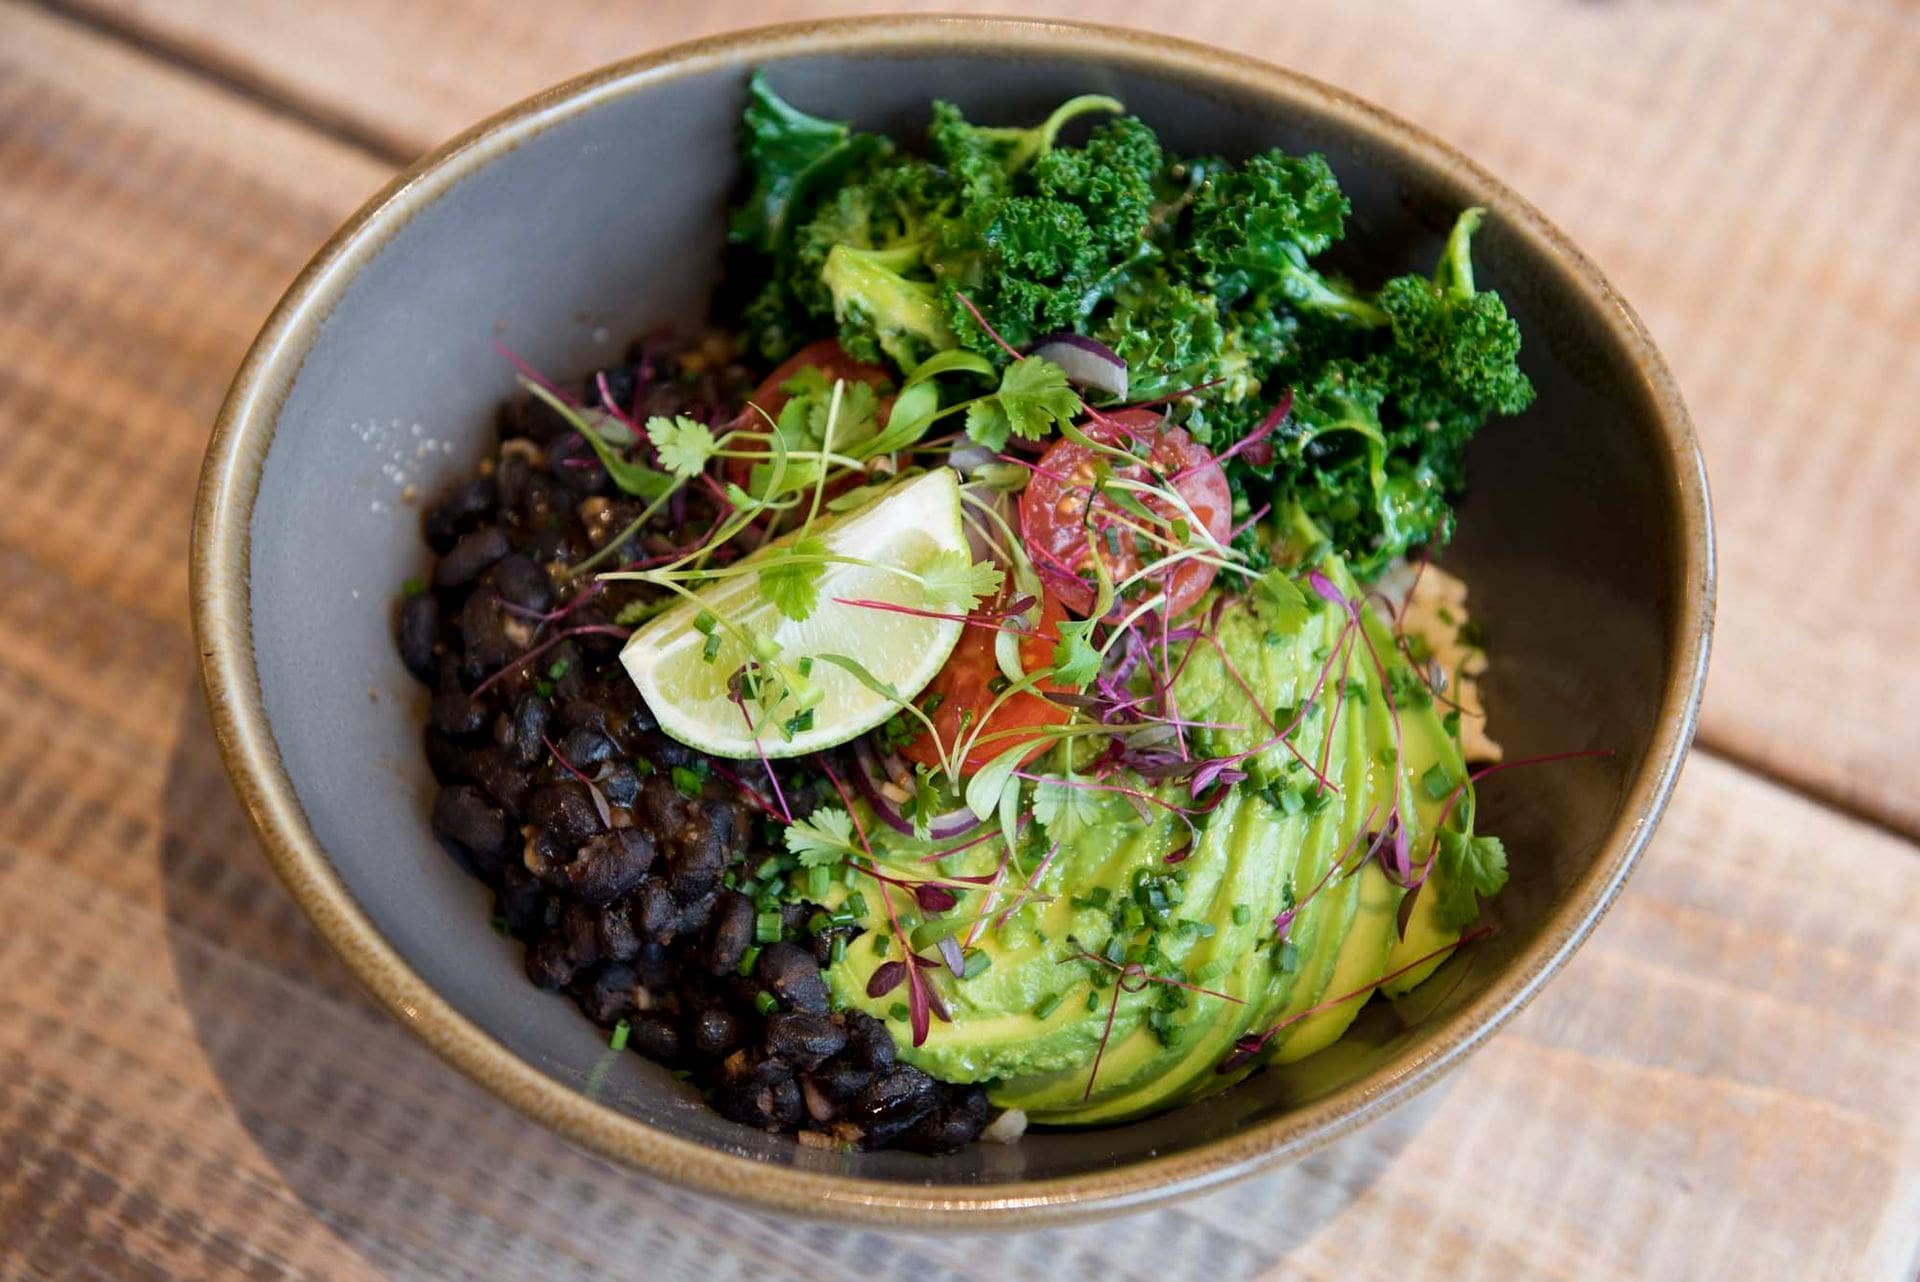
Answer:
[396, 337, 991, 1153]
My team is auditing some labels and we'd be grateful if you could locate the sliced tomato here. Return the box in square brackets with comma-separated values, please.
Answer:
[725, 339, 893, 489]
[1017, 408, 1233, 620]
[900, 588, 1072, 778]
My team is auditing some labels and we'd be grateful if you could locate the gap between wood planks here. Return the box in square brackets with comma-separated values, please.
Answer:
[29, 0, 1916, 851]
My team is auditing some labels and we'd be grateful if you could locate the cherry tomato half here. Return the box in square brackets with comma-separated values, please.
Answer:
[724, 339, 893, 489]
[1017, 409, 1233, 620]
[900, 588, 1072, 778]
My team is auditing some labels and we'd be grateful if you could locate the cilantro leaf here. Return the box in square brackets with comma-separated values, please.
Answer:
[759, 533, 828, 620]
[646, 415, 718, 480]
[784, 807, 858, 867]
[908, 766, 940, 842]
[1048, 618, 1100, 688]
[1433, 829, 1508, 929]
[963, 356, 1080, 450]
[807, 377, 880, 449]
[1031, 772, 1106, 844]
[1249, 569, 1311, 632]
[919, 549, 1003, 614]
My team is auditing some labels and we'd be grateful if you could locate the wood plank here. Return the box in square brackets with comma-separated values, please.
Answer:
[0, 5, 1915, 1279]
[52, 0, 1920, 835]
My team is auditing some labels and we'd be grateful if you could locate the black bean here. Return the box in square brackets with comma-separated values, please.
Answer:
[424, 477, 497, 551]
[558, 727, 616, 770]
[755, 944, 830, 1015]
[595, 899, 640, 961]
[525, 933, 576, 989]
[495, 452, 532, 515]
[529, 781, 606, 851]
[626, 1012, 681, 1063]
[435, 526, 510, 589]
[557, 699, 609, 734]
[497, 393, 572, 445]
[764, 1013, 846, 1070]
[468, 746, 531, 818]
[600, 763, 641, 809]
[560, 828, 656, 904]
[807, 1059, 872, 1103]
[690, 1006, 744, 1058]
[633, 940, 673, 990]
[715, 1053, 802, 1131]
[843, 1010, 896, 1072]
[491, 553, 552, 613]
[585, 364, 636, 411]
[702, 891, 754, 975]
[666, 826, 728, 900]
[457, 591, 519, 683]
[575, 962, 639, 1025]
[673, 889, 718, 938]
[494, 866, 546, 938]
[503, 692, 551, 767]
[852, 1065, 938, 1126]
[901, 1088, 992, 1155]
[560, 901, 602, 965]
[635, 877, 677, 943]
[396, 595, 439, 680]
[430, 785, 510, 870]
[430, 683, 488, 736]
[545, 432, 609, 495]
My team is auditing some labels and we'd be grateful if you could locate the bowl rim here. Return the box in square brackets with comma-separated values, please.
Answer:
[191, 13, 1714, 1229]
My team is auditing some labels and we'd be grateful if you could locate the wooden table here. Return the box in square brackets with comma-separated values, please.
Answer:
[2, 1, 1915, 1277]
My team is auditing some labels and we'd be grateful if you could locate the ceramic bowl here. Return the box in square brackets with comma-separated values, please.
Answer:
[192, 15, 1712, 1227]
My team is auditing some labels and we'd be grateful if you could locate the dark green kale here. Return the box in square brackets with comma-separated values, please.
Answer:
[728, 76, 1534, 578]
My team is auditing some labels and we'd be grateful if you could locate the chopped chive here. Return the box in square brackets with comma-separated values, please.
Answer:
[961, 950, 991, 980]
[1085, 990, 1100, 1012]
[1443, 709, 1463, 737]
[693, 609, 717, 635]
[754, 991, 779, 1016]
[401, 577, 426, 598]
[608, 1019, 630, 1051]
[846, 892, 868, 918]
[671, 765, 704, 798]
[1422, 764, 1454, 801]
[754, 910, 783, 944]
[1194, 958, 1232, 982]
[701, 631, 723, 663]
[830, 935, 847, 966]
[1032, 992, 1063, 1020]
[736, 944, 762, 977]
[872, 932, 892, 956]
[488, 914, 510, 938]
[888, 1002, 910, 1022]
[548, 659, 570, 679]
[535, 680, 555, 697]
[1231, 903, 1251, 926]
[807, 864, 831, 900]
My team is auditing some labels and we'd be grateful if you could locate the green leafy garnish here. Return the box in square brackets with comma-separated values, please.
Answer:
[963, 356, 1080, 451]
[647, 415, 719, 480]
[758, 533, 829, 620]
[919, 549, 1004, 614]
[783, 806, 859, 867]
[1433, 829, 1508, 929]
[1048, 618, 1101, 688]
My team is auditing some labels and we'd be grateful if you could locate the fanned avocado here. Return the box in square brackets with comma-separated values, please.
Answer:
[818, 540, 1483, 1124]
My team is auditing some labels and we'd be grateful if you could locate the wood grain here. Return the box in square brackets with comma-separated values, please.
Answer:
[0, 3, 1917, 1279]
[52, 0, 1920, 837]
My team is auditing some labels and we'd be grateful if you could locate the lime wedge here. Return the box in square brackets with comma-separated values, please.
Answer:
[619, 468, 968, 759]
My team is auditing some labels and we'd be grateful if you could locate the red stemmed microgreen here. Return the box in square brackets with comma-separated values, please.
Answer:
[1070, 946, 1246, 1099]
[1217, 924, 1496, 1074]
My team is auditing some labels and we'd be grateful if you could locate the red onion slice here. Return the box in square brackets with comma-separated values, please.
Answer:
[1029, 333, 1128, 399]
[850, 738, 982, 840]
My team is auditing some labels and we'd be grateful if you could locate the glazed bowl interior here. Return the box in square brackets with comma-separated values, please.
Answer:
[199, 18, 1708, 1224]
